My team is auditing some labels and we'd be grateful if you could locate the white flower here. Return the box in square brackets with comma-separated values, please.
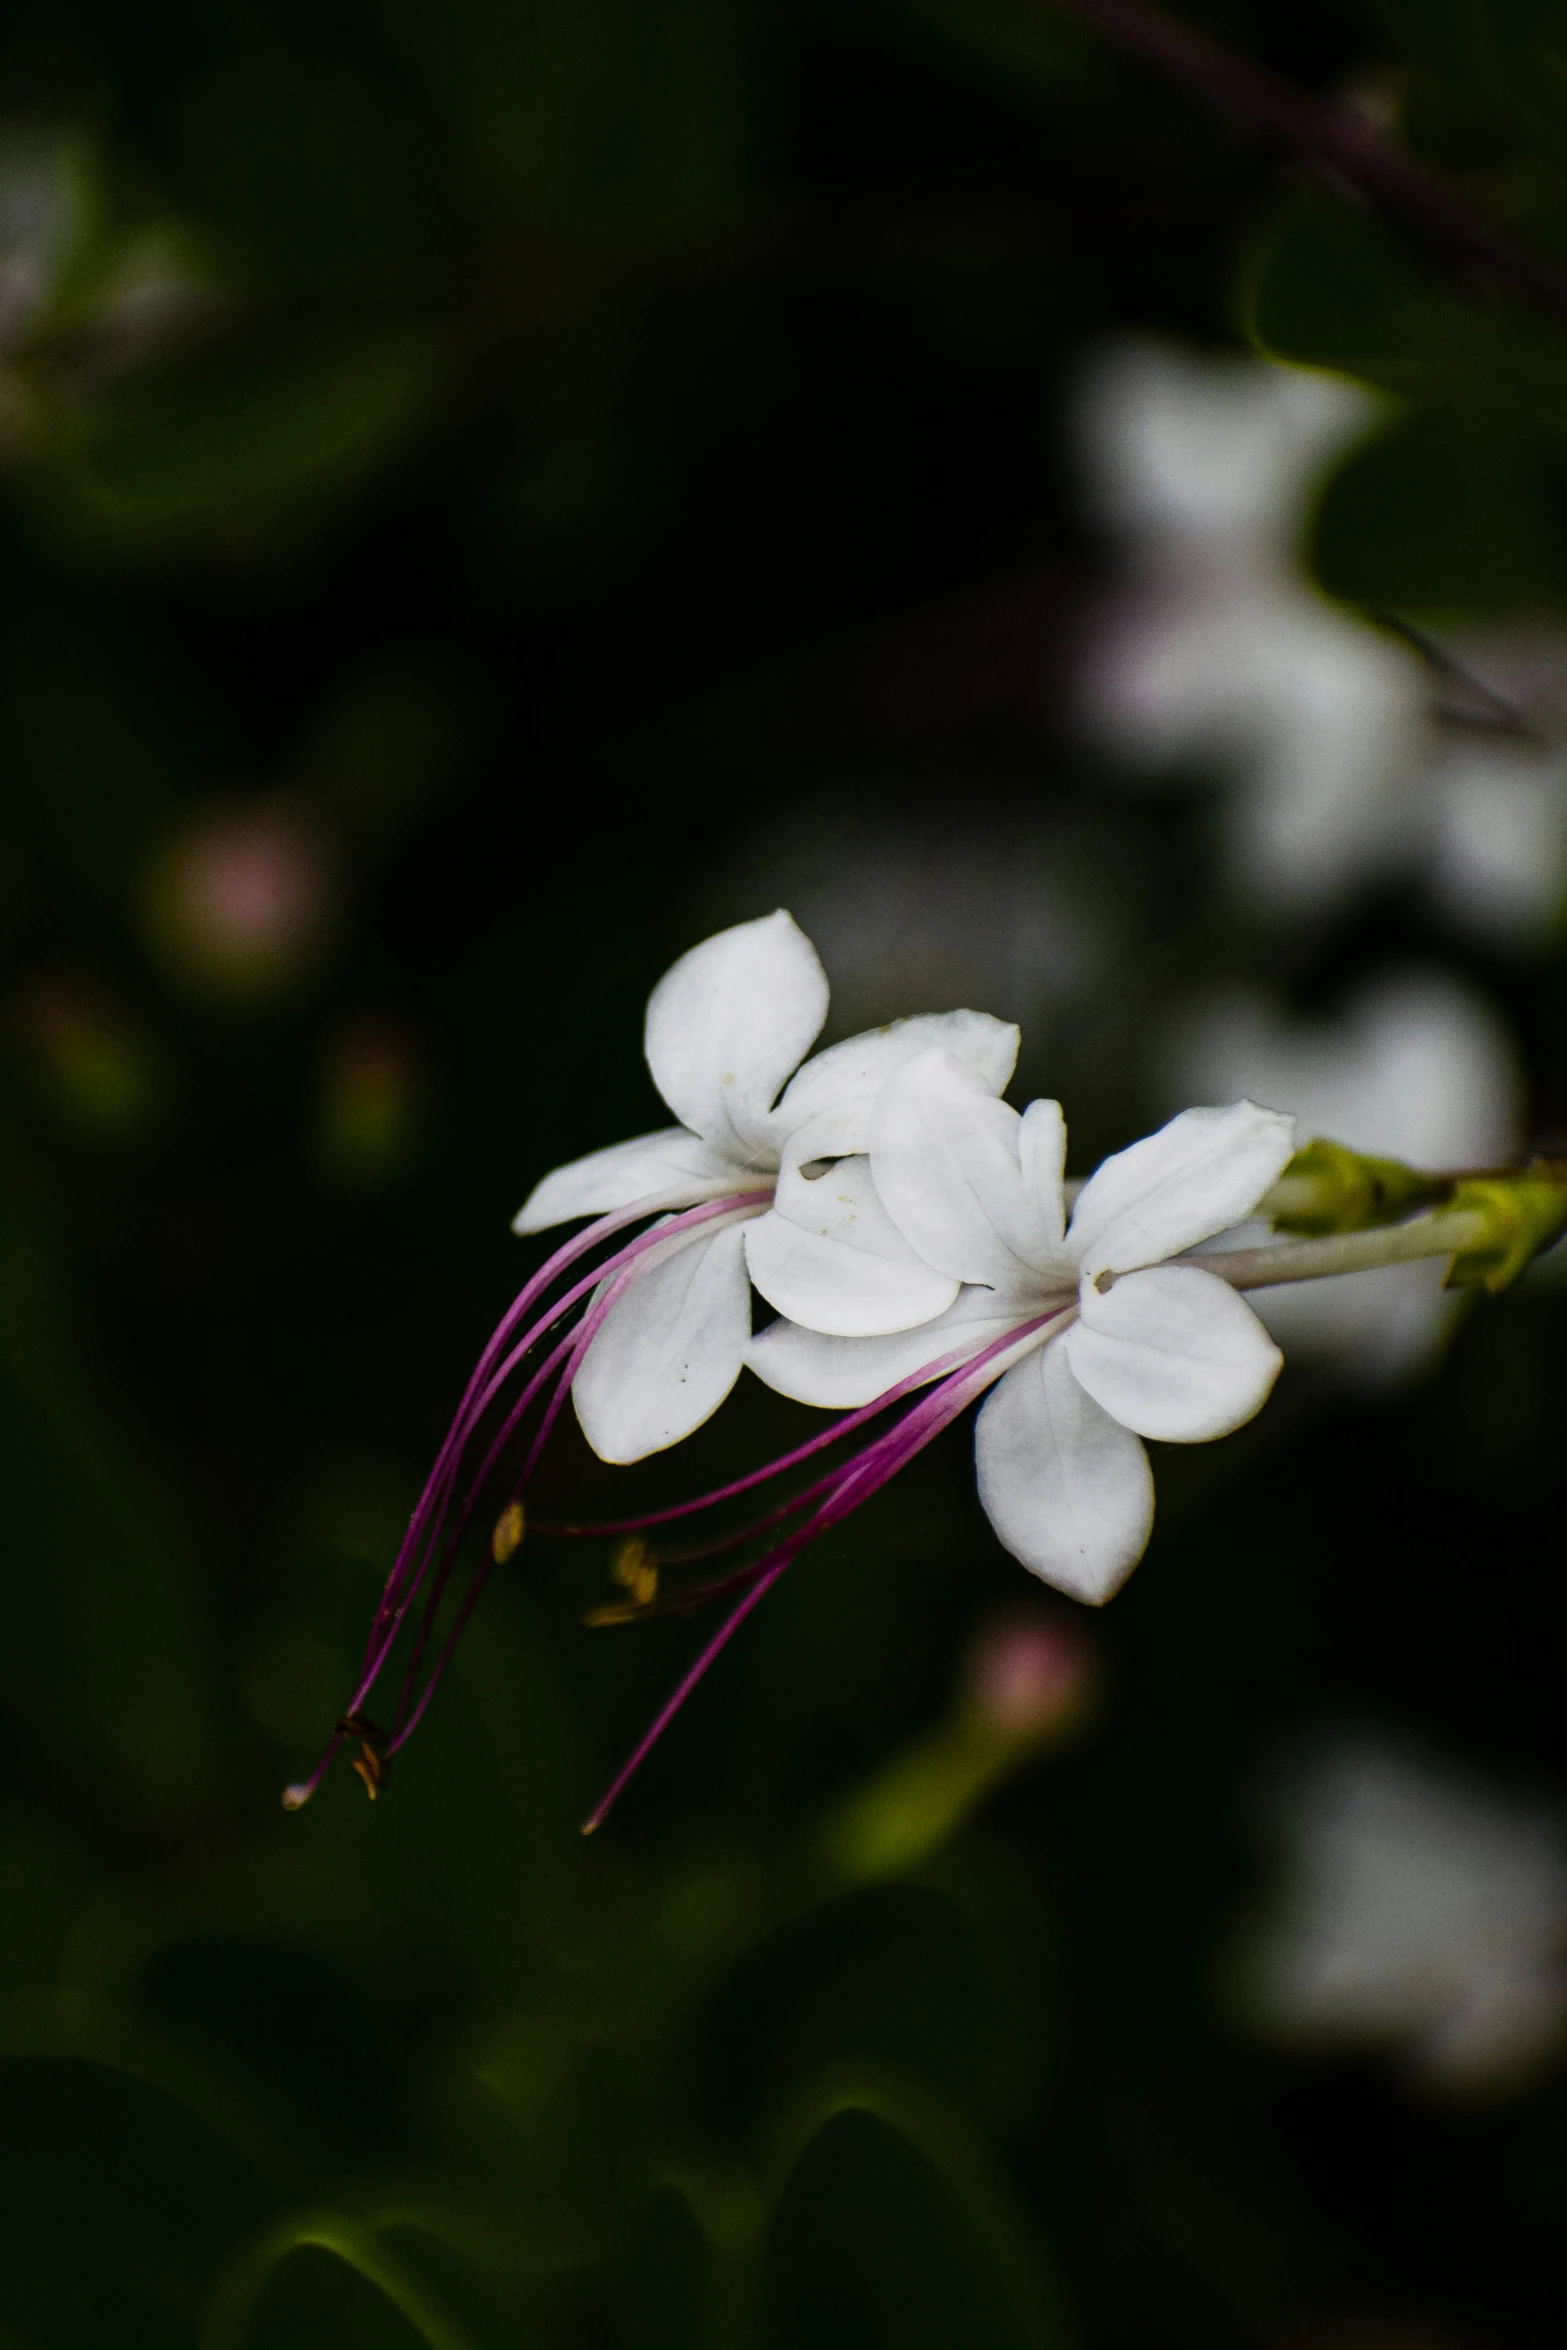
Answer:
[1077, 341, 1567, 941]
[514, 912, 1018, 1464]
[1240, 1737, 1567, 2093]
[748, 1047, 1295, 1603]
[1076, 338, 1429, 910]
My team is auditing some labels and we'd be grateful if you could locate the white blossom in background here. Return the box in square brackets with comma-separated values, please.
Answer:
[0, 123, 214, 452]
[517, 912, 1018, 1462]
[1076, 337, 1567, 938]
[1239, 1737, 1567, 2094]
[1168, 968, 1522, 1384]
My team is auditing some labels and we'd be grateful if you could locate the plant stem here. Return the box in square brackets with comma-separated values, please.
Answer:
[1043, 0, 1567, 326]
[1184, 1205, 1490, 1290]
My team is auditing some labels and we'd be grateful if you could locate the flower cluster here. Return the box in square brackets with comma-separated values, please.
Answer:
[289, 910, 1559, 1826]
[1076, 337, 1567, 940]
[285, 910, 1311, 1819]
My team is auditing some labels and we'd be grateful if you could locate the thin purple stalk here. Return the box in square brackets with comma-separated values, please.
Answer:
[369, 1191, 768, 1658]
[370, 1198, 766, 1672]
[385, 1287, 624, 1748]
[580, 1552, 799, 1833]
[361, 1202, 659, 1658]
[529, 1333, 998, 1541]
[287, 1190, 769, 1806]
[385, 1214, 761, 1742]
[578, 1310, 1069, 1830]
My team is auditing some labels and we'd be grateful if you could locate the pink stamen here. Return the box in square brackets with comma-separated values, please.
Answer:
[579, 1308, 1068, 1831]
[385, 1214, 763, 1750]
[363, 1196, 768, 1706]
[284, 1188, 769, 1807]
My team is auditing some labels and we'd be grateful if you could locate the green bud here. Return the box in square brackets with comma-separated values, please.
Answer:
[1268, 1136, 1453, 1237]
[1445, 1167, 1567, 1294]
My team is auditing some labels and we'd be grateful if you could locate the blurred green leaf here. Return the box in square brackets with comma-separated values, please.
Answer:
[66, 337, 439, 536]
[135, 1935, 411, 2178]
[694, 1882, 1042, 2142]
[1243, 195, 1567, 607]
[1245, 197, 1482, 393]
[1310, 401, 1567, 607]
[607, 2180, 718, 2350]
[0, 2055, 274, 2348]
[759, 2100, 1061, 2350]
[1244, 195, 1567, 420]
[203, 2225, 475, 2350]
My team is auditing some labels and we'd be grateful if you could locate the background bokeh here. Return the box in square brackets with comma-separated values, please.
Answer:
[3, 2, 1567, 2344]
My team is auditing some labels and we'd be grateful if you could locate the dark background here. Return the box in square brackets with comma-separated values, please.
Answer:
[0, 1, 1563, 2343]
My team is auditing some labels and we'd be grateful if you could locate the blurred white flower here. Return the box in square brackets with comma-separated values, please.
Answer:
[0, 126, 87, 346]
[1077, 337, 1424, 909]
[1168, 968, 1522, 1383]
[0, 122, 214, 453]
[1077, 339, 1567, 938]
[1240, 1736, 1567, 2094]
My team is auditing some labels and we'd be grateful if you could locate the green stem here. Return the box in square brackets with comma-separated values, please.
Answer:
[1185, 1205, 1490, 1290]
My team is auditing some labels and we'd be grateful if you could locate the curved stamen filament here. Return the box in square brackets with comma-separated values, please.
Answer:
[580, 1308, 1069, 1832]
[284, 1188, 770, 1808]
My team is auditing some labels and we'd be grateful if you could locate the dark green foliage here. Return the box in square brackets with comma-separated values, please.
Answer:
[0, 2058, 274, 2345]
[759, 2104, 1056, 2350]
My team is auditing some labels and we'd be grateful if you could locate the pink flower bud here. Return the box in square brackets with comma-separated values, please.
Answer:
[963, 1611, 1095, 1741]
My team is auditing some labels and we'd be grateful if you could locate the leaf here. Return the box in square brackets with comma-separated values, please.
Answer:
[1311, 403, 1567, 607]
[611, 2181, 719, 2350]
[135, 1935, 411, 2176]
[69, 338, 438, 532]
[693, 1882, 1046, 2142]
[0, 2056, 275, 2349]
[1243, 196, 1567, 606]
[202, 2223, 478, 2350]
[1243, 194, 1567, 422]
[759, 2101, 1063, 2350]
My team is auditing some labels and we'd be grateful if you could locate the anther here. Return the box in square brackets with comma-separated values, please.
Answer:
[492, 1501, 526, 1564]
[584, 1536, 660, 1626]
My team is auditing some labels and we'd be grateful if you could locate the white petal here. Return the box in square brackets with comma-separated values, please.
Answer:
[572, 1224, 751, 1463]
[974, 1339, 1154, 1605]
[1066, 1100, 1296, 1275]
[744, 1193, 958, 1339]
[746, 1288, 1021, 1409]
[1065, 1264, 1282, 1441]
[871, 1048, 1064, 1289]
[748, 1125, 960, 1334]
[769, 1008, 1020, 1146]
[643, 911, 828, 1160]
[513, 1127, 741, 1234]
